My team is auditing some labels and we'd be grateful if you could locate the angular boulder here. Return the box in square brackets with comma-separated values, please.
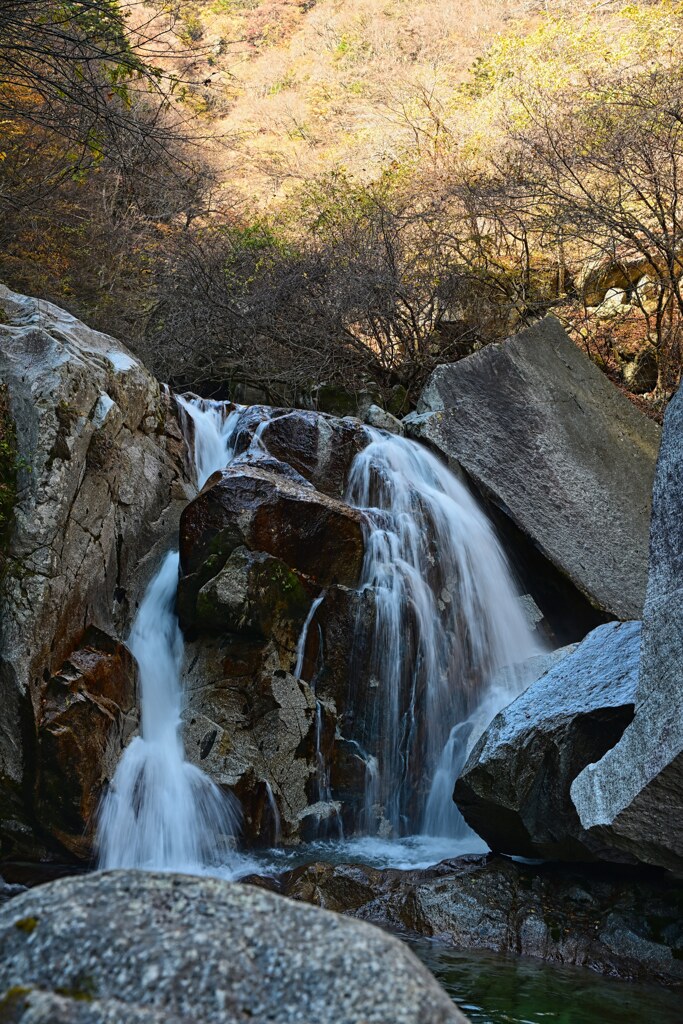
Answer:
[179, 463, 364, 588]
[183, 645, 319, 843]
[0, 870, 464, 1024]
[454, 621, 640, 862]
[258, 410, 368, 497]
[0, 286, 193, 860]
[409, 317, 660, 621]
[571, 384, 683, 876]
[35, 628, 137, 859]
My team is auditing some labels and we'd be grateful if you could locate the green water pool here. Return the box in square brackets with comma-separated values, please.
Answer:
[408, 939, 682, 1024]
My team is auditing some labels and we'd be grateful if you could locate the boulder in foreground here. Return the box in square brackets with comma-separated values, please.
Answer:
[0, 870, 464, 1024]
[408, 317, 660, 622]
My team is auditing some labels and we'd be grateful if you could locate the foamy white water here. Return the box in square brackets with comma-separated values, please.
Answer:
[97, 397, 255, 876]
[347, 429, 541, 839]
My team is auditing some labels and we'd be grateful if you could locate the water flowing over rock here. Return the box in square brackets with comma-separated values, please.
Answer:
[408, 316, 660, 625]
[570, 383, 683, 876]
[0, 871, 465, 1024]
[454, 621, 640, 862]
[96, 551, 240, 875]
[0, 286, 193, 861]
[346, 430, 540, 838]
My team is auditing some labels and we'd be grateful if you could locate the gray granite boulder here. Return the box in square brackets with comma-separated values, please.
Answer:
[0, 870, 464, 1024]
[454, 621, 640, 861]
[571, 384, 683, 876]
[0, 287, 193, 861]
[408, 317, 660, 621]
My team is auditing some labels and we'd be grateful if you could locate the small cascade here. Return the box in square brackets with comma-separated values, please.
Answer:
[264, 782, 282, 845]
[176, 395, 244, 488]
[97, 395, 250, 874]
[97, 552, 238, 872]
[347, 429, 540, 839]
[294, 592, 326, 679]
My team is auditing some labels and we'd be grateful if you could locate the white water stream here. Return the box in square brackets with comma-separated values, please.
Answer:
[97, 397, 251, 875]
[347, 430, 540, 839]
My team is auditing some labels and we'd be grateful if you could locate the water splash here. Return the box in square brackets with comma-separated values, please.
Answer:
[347, 429, 540, 838]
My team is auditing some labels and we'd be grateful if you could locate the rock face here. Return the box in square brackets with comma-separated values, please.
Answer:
[34, 628, 137, 860]
[176, 410, 370, 843]
[0, 870, 464, 1024]
[409, 316, 660, 622]
[0, 286, 193, 861]
[273, 855, 683, 987]
[571, 384, 683, 876]
[257, 410, 368, 498]
[454, 622, 640, 863]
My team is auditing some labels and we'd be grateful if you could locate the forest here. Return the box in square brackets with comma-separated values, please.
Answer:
[1, 0, 682, 409]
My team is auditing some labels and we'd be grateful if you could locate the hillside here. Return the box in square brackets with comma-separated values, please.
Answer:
[1, 1, 681, 410]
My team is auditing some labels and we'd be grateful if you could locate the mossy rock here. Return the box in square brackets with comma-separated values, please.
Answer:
[195, 546, 313, 649]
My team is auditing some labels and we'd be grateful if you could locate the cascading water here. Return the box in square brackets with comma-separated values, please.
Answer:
[346, 429, 540, 840]
[97, 397, 247, 874]
[99, 395, 542, 874]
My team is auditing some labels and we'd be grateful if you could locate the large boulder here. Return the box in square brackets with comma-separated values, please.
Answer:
[257, 410, 368, 498]
[571, 384, 683, 876]
[454, 621, 640, 862]
[0, 870, 464, 1024]
[408, 317, 660, 622]
[276, 855, 683, 986]
[179, 463, 364, 589]
[0, 287, 193, 861]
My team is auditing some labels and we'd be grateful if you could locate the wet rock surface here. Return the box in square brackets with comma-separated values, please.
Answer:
[408, 316, 660, 622]
[454, 621, 640, 863]
[0, 286, 192, 861]
[35, 628, 138, 859]
[571, 383, 683, 877]
[269, 855, 683, 987]
[0, 870, 464, 1024]
[179, 463, 365, 588]
[182, 642, 319, 843]
[257, 410, 368, 498]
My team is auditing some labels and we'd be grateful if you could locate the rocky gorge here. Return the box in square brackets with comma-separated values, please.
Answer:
[0, 284, 681, 1022]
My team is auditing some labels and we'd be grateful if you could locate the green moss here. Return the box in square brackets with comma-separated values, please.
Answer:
[55, 977, 96, 1002]
[13, 916, 38, 934]
[0, 985, 31, 1022]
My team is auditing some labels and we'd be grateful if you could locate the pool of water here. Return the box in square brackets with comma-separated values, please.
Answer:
[242, 833, 488, 876]
[407, 938, 682, 1024]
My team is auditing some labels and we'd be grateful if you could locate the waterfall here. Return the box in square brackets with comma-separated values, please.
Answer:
[347, 429, 540, 839]
[96, 397, 246, 874]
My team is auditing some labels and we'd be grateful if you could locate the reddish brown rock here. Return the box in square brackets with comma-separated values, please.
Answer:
[179, 464, 364, 588]
[35, 627, 137, 860]
[258, 411, 368, 498]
